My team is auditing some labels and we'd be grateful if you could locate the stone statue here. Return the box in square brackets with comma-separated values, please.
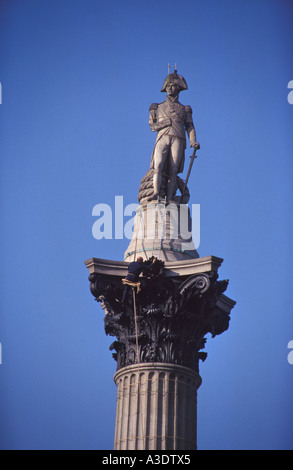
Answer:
[149, 70, 200, 201]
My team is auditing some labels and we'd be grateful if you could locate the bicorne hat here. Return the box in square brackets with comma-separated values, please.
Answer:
[161, 71, 188, 92]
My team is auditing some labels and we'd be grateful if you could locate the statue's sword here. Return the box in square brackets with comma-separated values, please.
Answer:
[180, 145, 200, 203]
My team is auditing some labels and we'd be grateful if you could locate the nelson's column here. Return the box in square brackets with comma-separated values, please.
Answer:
[85, 69, 236, 450]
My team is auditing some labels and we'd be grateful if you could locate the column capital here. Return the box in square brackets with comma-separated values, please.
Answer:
[85, 257, 236, 372]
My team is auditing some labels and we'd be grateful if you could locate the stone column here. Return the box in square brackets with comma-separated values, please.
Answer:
[113, 363, 201, 450]
[85, 256, 236, 450]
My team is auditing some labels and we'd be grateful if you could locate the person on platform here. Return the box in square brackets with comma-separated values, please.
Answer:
[122, 257, 156, 304]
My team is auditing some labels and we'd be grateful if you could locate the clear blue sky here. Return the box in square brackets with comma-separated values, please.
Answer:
[0, 0, 292, 450]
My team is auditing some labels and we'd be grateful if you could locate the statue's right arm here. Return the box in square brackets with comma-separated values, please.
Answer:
[149, 103, 171, 132]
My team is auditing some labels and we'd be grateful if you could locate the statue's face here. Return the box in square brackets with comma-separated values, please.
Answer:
[166, 82, 180, 97]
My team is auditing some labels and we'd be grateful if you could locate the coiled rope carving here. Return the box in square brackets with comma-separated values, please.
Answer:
[137, 169, 190, 205]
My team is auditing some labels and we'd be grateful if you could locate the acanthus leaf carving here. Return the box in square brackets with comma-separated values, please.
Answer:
[88, 268, 231, 371]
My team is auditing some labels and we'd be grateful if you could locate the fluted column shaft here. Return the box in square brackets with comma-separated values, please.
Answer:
[113, 363, 201, 450]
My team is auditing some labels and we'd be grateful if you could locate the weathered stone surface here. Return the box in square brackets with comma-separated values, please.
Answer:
[114, 363, 201, 450]
[84, 255, 224, 277]
[123, 201, 199, 262]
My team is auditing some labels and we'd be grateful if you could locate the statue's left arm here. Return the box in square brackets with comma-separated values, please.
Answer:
[185, 106, 200, 149]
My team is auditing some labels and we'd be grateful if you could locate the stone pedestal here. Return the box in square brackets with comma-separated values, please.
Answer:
[124, 201, 199, 262]
[114, 363, 201, 450]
